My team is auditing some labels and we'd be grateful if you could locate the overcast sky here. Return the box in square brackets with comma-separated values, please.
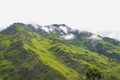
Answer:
[0, 0, 120, 39]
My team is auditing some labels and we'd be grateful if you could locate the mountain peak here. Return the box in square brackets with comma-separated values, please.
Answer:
[49, 24, 72, 33]
[1, 22, 36, 35]
[13, 22, 26, 26]
[50, 24, 67, 27]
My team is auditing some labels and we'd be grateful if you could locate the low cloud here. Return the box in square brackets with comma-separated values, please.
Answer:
[97, 30, 120, 40]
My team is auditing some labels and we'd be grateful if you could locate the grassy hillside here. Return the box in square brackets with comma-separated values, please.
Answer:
[0, 23, 120, 80]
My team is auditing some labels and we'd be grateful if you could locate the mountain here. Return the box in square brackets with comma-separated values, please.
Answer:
[0, 23, 120, 80]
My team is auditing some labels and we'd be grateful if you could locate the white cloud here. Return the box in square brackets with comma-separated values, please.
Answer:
[61, 34, 75, 40]
[98, 30, 120, 40]
[59, 26, 68, 34]
[31, 23, 40, 29]
[89, 34, 102, 40]
[41, 27, 50, 32]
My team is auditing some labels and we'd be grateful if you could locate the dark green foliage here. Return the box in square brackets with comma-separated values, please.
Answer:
[108, 75, 119, 80]
[85, 67, 102, 80]
[103, 37, 120, 46]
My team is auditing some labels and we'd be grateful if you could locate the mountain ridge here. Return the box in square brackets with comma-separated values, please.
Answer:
[1, 22, 120, 41]
[0, 22, 120, 80]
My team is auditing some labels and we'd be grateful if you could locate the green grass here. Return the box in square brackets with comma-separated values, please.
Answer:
[1, 23, 120, 80]
[24, 38, 80, 80]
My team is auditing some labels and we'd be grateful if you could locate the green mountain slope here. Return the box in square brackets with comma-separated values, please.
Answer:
[0, 23, 120, 80]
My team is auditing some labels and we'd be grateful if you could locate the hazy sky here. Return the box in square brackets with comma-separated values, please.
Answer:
[0, 0, 120, 39]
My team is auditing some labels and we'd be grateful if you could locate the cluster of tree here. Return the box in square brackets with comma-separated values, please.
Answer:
[85, 67, 102, 80]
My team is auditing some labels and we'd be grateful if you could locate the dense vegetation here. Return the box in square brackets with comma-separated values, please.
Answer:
[0, 23, 120, 80]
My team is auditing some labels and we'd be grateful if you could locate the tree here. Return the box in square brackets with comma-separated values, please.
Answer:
[85, 67, 102, 80]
